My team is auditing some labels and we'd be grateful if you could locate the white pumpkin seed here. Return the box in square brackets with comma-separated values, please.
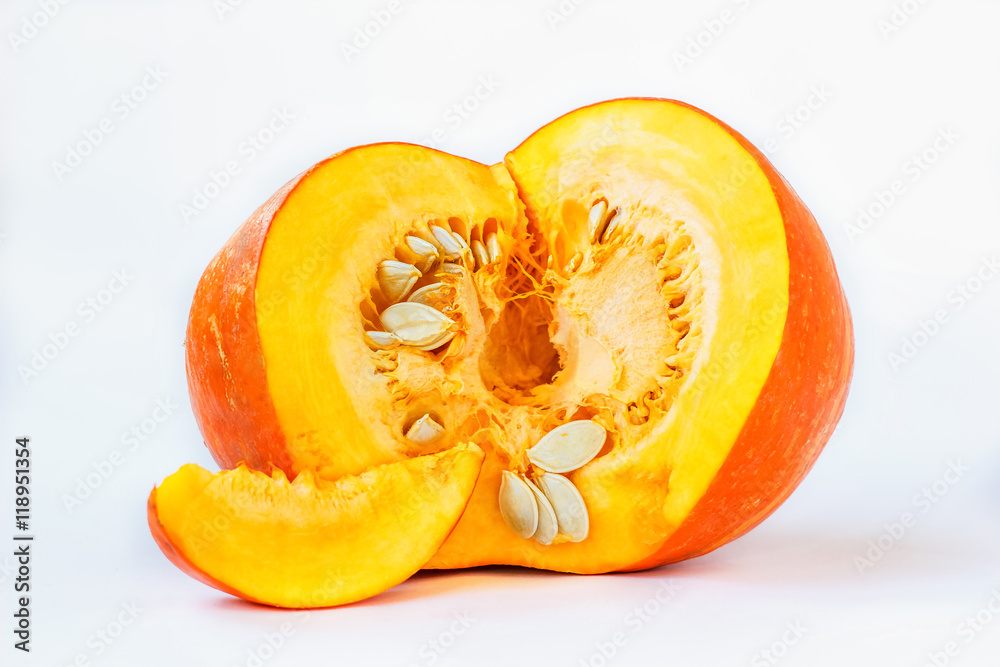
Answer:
[524, 477, 558, 546]
[451, 231, 469, 251]
[363, 330, 401, 350]
[471, 239, 490, 269]
[406, 282, 447, 307]
[526, 420, 606, 473]
[601, 211, 623, 244]
[432, 225, 464, 260]
[405, 235, 439, 273]
[377, 260, 421, 303]
[405, 413, 445, 444]
[588, 200, 609, 244]
[485, 232, 501, 264]
[380, 302, 454, 348]
[451, 232, 475, 268]
[440, 263, 465, 277]
[566, 252, 583, 273]
[499, 471, 538, 539]
[414, 328, 457, 351]
[536, 472, 589, 542]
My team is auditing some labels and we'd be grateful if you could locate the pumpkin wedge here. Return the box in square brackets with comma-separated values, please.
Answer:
[148, 444, 483, 608]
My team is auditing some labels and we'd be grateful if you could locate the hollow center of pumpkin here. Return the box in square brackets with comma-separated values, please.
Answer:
[479, 290, 561, 399]
[363, 200, 704, 464]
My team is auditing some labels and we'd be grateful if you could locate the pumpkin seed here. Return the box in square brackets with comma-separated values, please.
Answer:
[380, 302, 454, 349]
[601, 211, 624, 244]
[588, 200, 609, 244]
[472, 239, 489, 269]
[499, 471, 538, 539]
[377, 260, 421, 303]
[363, 330, 401, 350]
[406, 282, 447, 307]
[432, 225, 464, 260]
[526, 420, 606, 473]
[485, 232, 501, 264]
[440, 263, 465, 277]
[405, 413, 445, 444]
[523, 477, 558, 546]
[405, 235, 439, 273]
[536, 472, 589, 542]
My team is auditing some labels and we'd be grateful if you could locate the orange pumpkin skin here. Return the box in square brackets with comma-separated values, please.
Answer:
[184, 173, 302, 475]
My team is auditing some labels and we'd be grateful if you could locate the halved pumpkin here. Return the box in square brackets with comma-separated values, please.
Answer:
[151, 98, 853, 606]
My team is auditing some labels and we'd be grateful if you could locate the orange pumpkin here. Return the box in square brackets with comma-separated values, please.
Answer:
[149, 98, 853, 608]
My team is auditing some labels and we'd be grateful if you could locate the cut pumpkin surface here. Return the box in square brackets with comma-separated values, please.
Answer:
[148, 444, 483, 608]
[158, 98, 853, 607]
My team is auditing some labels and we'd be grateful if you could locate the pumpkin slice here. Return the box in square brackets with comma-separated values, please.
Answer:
[148, 443, 483, 608]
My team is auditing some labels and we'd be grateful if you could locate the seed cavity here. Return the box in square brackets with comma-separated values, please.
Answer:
[526, 419, 606, 473]
[377, 260, 421, 303]
[405, 413, 445, 444]
[499, 471, 538, 539]
[536, 472, 589, 542]
[380, 302, 455, 350]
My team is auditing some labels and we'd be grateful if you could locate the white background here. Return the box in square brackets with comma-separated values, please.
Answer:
[2, 1, 999, 665]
